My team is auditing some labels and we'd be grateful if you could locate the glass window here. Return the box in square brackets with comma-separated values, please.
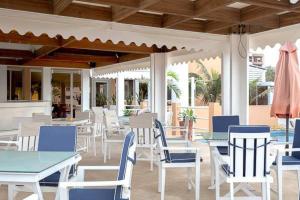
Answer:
[7, 69, 23, 101]
[31, 71, 42, 101]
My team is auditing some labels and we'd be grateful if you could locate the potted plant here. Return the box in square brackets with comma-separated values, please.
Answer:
[178, 108, 197, 140]
[123, 109, 133, 117]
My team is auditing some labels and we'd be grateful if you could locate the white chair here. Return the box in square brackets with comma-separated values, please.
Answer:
[91, 107, 105, 151]
[23, 194, 38, 200]
[103, 109, 127, 163]
[32, 114, 52, 124]
[214, 125, 273, 200]
[155, 119, 201, 200]
[59, 132, 137, 200]
[273, 119, 300, 200]
[129, 112, 157, 171]
[76, 111, 97, 155]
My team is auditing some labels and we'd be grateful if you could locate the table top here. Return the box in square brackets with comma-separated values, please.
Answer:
[0, 151, 78, 173]
[197, 131, 294, 143]
[51, 118, 89, 125]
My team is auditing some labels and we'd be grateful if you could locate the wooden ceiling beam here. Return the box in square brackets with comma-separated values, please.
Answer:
[24, 59, 91, 68]
[0, 49, 34, 59]
[0, 58, 20, 65]
[46, 52, 118, 63]
[112, 0, 160, 22]
[53, 0, 73, 14]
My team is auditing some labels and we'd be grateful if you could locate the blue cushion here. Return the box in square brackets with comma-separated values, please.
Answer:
[155, 120, 171, 162]
[169, 153, 196, 163]
[69, 188, 117, 200]
[38, 126, 77, 152]
[273, 156, 300, 166]
[217, 146, 228, 155]
[212, 116, 239, 132]
[292, 120, 300, 159]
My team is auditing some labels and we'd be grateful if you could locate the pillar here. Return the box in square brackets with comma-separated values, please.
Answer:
[23, 68, 31, 100]
[223, 34, 249, 124]
[116, 73, 125, 116]
[42, 67, 52, 102]
[134, 80, 139, 104]
[150, 53, 168, 122]
[0, 66, 7, 102]
[81, 69, 90, 111]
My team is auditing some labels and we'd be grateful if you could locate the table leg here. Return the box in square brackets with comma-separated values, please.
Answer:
[8, 184, 15, 200]
[32, 182, 43, 200]
[208, 145, 216, 189]
[55, 165, 71, 200]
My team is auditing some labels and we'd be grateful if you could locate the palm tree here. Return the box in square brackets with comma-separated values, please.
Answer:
[167, 70, 181, 98]
[189, 61, 221, 105]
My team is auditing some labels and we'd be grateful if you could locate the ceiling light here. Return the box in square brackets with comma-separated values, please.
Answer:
[290, 0, 299, 4]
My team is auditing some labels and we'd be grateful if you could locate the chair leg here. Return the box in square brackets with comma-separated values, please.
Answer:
[215, 164, 220, 200]
[266, 182, 271, 200]
[187, 168, 192, 190]
[108, 144, 111, 160]
[158, 163, 161, 192]
[209, 146, 215, 189]
[297, 170, 300, 200]
[161, 167, 166, 200]
[229, 182, 234, 200]
[104, 142, 107, 163]
[276, 167, 283, 200]
[93, 136, 96, 156]
[261, 182, 266, 200]
[150, 146, 153, 171]
[195, 165, 201, 200]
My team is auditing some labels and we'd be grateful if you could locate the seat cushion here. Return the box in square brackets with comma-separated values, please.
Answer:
[169, 153, 202, 163]
[69, 188, 117, 200]
[39, 166, 76, 187]
[273, 156, 300, 166]
[217, 146, 228, 155]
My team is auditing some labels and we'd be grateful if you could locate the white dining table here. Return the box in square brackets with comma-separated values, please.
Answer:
[51, 118, 89, 126]
[0, 151, 81, 200]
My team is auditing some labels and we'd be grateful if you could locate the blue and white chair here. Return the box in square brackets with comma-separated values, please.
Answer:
[274, 119, 300, 200]
[209, 115, 240, 188]
[9, 126, 78, 199]
[59, 132, 137, 200]
[155, 119, 201, 200]
[214, 125, 273, 200]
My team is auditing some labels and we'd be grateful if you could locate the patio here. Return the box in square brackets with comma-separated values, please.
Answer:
[0, 140, 299, 200]
[1, 0, 300, 200]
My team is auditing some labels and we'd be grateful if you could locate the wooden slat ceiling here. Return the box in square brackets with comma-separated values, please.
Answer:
[1, 0, 300, 68]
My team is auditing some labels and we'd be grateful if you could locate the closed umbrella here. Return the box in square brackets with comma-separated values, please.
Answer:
[271, 42, 300, 147]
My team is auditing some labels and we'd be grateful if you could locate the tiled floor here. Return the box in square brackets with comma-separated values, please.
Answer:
[0, 140, 298, 200]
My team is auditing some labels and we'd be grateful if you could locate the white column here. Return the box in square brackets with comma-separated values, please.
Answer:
[116, 73, 125, 116]
[0, 66, 7, 102]
[229, 34, 249, 124]
[134, 80, 139, 103]
[81, 69, 90, 111]
[190, 77, 195, 107]
[150, 53, 168, 122]
[42, 67, 52, 102]
[221, 43, 231, 115]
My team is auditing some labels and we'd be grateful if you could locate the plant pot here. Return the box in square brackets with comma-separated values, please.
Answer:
[179, 120, 185, 135]
[188, 120, 193, 141]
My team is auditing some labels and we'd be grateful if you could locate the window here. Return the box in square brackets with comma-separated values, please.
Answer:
[31, 70, 42, 101]
[7, 69, 23, 100]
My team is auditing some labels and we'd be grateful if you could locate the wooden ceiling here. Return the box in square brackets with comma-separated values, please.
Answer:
[1, 0, 300, 68]
[1, 0, 300, 34]
[0, 30, 172, 69]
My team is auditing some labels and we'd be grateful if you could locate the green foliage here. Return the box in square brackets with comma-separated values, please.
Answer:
[179, 108, 197, 122]
[249, 79, 269, 105]
[123, 109, 133, 116]
[125, 95, 134, 105]
[190, 61, 221, 105]
[167, 70, 181, 98]
[138, 82, 148, 104]
[96, 93, 107, 107]
[265, 66, 275, 82]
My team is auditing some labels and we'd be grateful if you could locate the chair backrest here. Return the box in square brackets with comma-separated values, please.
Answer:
[75, 111, 90, 121]
[228, 125, 271, 178]
[129, 113, 157, 145]
[104, 110, 120, 129]
[32, 114, 52, 124]
[18, 119, 44, 151]
[212, 115, 240, 132]
[91, 107, 104, 124]
[154, 119, 171, 163]
[115, 132, 136, 200]
[38, 126, 77, 152]
[292, 119, 300, 158]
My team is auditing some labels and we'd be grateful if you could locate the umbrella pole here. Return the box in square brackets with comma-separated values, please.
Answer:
[285, 116, 289, 155]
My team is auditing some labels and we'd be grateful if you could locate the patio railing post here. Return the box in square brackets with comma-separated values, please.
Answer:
[0, 65, 7, 102]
